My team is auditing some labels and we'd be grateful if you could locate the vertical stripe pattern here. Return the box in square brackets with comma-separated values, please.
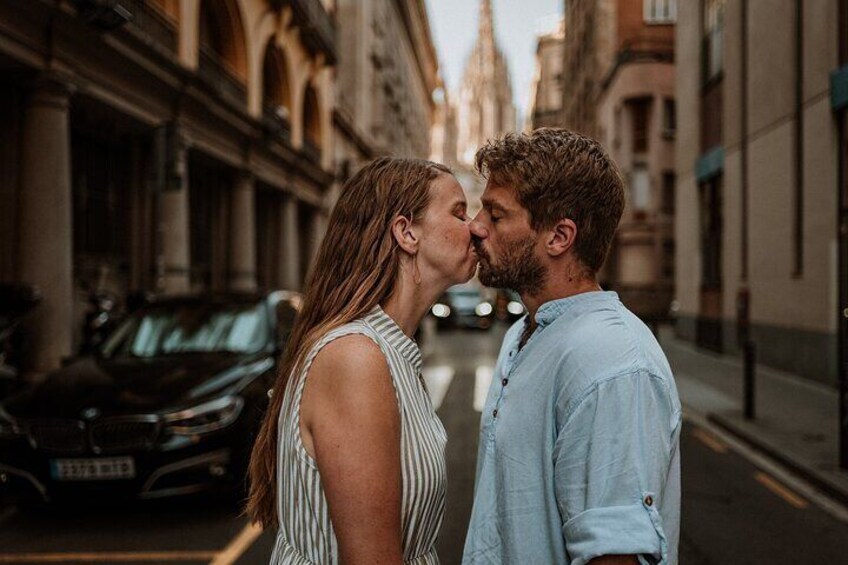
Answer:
[270, 306, 446, 565]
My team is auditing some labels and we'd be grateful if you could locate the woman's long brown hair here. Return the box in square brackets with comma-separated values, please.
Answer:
[246, 156, 452, 529]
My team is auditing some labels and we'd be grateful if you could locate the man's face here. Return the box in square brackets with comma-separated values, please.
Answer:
[469, 181, 547, 295]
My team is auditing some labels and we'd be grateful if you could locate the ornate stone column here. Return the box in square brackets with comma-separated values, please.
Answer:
[277, 195, 300, 291]
[229, 172, 257, 291]
[160, 127, 191, 293]
[19, 75, 75, 373]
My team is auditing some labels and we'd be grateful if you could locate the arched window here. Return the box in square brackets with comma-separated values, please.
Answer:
[198, 0, 247, 87]
[262, 40, 292, 133]
[302, 85, 321, 160]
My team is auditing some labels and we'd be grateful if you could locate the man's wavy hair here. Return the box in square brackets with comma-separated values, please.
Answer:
[475, 128, 625, 274]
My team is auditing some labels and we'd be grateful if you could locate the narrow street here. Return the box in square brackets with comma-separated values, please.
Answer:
[2, 325, 848, 564]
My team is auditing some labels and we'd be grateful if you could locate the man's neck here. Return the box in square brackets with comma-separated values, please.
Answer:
[520, 276, 602, 340]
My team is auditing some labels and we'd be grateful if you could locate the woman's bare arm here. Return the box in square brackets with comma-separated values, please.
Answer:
[300, 335, 403, 565]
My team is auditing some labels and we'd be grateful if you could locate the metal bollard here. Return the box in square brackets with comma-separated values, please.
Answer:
[743, 340, 756, 420]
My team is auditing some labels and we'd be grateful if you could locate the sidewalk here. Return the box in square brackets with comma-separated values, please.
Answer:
[658, 326, 848, 505]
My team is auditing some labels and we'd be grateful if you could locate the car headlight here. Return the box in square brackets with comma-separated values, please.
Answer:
[431, 303, 451, 318]
[475, 302, 493, 317]
[0, 405, 23, 439]
[162, 395, 244, 436]
[507, 301, 525, 315]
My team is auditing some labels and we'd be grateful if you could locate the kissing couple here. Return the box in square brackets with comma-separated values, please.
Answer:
[247, 128, 681, 565]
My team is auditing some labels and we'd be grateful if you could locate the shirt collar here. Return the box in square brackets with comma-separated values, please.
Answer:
[365, 305, 423, 371]
[530, 290, 620, 330]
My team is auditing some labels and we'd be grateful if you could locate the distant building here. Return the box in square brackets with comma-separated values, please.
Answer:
[334, 0, 440, 187]
[676, 0, 848, 388]
[430, 82, 459, 169]
[455, 0, 516, 167]
[527, 18, 565, 131]
[561, 0, 677, 324]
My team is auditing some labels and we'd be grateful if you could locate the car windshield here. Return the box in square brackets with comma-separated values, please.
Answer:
[99, 301, 270, 358]
[447, 288, 482, 307]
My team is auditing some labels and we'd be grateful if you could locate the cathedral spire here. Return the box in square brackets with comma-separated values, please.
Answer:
[478, 0, 494, 46]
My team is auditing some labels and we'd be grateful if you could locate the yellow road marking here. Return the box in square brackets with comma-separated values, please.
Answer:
[0, 551, 217, 563]
[755, 471, 809, 509]
[208, 522, 264, 565]
[692, 428, 728, 453]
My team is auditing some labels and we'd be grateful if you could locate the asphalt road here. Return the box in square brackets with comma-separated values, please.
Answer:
[2, 325, 848, 564]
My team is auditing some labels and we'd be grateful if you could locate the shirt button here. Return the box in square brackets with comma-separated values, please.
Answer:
[502, 378, 509, 386]
[644, 495, 654, 507]
[492, 409, 498, 418]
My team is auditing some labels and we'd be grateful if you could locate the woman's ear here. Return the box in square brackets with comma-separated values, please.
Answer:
[546, 218, 577, 257]
[391, 215, 419, 254]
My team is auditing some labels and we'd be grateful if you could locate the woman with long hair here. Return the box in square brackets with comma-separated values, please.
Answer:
[247, 157, 478, 564]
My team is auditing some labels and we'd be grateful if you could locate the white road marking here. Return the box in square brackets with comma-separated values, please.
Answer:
[474, 366, 494, 412]
[421, 366, 455, 410]
[684, 407, 848, 523]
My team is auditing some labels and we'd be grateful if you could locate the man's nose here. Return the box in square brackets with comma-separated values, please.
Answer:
[469, 217, 488, 239]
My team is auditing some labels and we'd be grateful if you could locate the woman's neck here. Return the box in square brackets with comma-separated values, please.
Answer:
[381, 273, 441, 338]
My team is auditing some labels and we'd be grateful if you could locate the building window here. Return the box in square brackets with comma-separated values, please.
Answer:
[631, 98, 650, 154]
[644, 0, 677, 24]
[702, 0, 725, 84]
[662, 172, 675, 215]
[631, 165, 651, 212]
[663, 98, 676, 138]
[662, 238, 676, 280]
[699, 177, 723, 290]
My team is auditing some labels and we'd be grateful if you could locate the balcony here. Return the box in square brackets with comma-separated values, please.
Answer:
[124, 0, 177, 54]
[302, 139, 321, 163]
[262, 103, 292, 143]
[197, 48, 247, 109]
[279, 0, 336, 64]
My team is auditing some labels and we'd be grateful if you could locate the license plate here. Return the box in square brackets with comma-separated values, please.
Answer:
[50, 457, 135, 481]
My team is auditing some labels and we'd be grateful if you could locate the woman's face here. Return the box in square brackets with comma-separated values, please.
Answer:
[416, 173, 478, 288]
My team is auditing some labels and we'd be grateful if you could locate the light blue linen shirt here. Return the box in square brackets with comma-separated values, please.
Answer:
[462, 291, 681, 565]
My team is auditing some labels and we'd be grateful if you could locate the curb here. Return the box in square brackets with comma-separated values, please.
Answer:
[707, 412, 848, 508]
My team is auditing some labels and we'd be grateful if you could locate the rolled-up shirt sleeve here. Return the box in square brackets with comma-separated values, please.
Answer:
[553, 370, 681, 565]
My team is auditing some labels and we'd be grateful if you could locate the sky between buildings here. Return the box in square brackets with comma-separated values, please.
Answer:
[424, 0, 562, 124]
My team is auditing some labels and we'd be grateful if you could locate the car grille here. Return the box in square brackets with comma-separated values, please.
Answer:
[90, 419, 160, 453]
[24, 418, 161, 454]
[26, 420, 87, 454]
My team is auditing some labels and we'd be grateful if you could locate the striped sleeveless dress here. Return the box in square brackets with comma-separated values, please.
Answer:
[270, 306, 447, 564]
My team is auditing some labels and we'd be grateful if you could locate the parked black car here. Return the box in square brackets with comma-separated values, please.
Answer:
[0, 283, 41, 398]
[0, 291, 300, 505]
[430, 285, 494, 330]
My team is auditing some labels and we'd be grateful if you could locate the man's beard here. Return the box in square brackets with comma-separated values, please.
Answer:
[474, 235, 546, 295]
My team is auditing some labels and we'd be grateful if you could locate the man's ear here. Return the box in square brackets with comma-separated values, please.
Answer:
[546, 218, 577, 257]
[391, 215, 419, 254]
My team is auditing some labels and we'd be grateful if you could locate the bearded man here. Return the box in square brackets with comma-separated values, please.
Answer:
[463, 128, 681, 565]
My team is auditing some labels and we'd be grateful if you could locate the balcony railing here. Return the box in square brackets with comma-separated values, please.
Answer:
[287, 0, 336, 64]
[302, 139, 321, 163]
[262, 103, 292, 143]
[125, 0, 177, 54]
[198, 48, 247, 108]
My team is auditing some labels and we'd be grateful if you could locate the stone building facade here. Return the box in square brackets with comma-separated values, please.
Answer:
[561, 0, 677, 324]
[676, 0, 848, 387]
[333, 0, 439, 189]
[527, 18, 564, 131]
[0, 0, 336, 373]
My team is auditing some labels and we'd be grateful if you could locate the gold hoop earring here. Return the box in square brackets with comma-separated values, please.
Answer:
[412, 254, 422, 285]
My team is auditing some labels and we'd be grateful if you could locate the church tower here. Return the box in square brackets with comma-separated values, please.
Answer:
[456, 0, 516, 165]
